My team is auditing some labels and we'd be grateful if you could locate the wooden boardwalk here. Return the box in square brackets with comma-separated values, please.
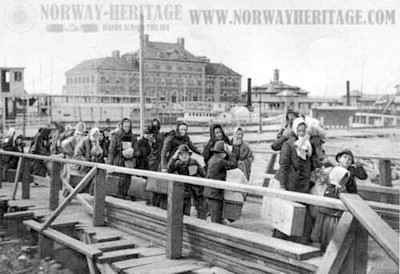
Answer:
[0, 150, 398, 274]
[0, 181, 229, 274]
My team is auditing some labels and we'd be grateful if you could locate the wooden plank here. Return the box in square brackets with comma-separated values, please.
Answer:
[49, 162, 62, 210]
[11, 157, 23, 200]
[112, 255, 166, 273]
[92, 233, 122, 243]
[348, 221, 368, 274]
[124, 259, 206, 274]
[316, 212, 355, 274]
[90, 239, 137, 252]
[94, 168, 106, 226]
[340, 193, 399, 265]
[40, 167, 97, 231]
[4, 211, 34, 219]
[166, 181, 184, 259]
[96, 248, 141, 264]
[83, 194, 321, 260]
[148, 262, 208, 274]
[106, 207, 320, 273]
[24, 220, 102, 258]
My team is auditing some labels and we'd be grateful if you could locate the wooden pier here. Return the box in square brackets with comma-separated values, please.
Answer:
[0, 150, 399, 273]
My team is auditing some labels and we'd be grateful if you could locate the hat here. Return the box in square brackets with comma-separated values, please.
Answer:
[177, 144, 191, 155]
[212, 140, 226, 153]
[335, 149, 354, 164]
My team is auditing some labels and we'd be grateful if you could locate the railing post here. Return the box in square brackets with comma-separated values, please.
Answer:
[378, 159, 392, 203]
[93, 168, 106, 226]
[11, 157, 24, 200]
[49, 161, 62, 210]
[21, 158, 32, 199]
[166, 180, 184, 259]
[263, 153, 277, 186]
[0, 157, 3, 188]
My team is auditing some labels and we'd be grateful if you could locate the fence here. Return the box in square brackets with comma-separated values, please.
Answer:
[0, 149, 398, 273]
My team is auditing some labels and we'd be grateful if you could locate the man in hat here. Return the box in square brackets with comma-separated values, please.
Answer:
[204, 140, 238, 223]
[335, 149, 367, 193]
[167, 144, 207, 219]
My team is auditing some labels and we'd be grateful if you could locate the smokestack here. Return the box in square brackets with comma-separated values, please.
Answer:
[247, 78, 252, 108]
[273, 69, 279, 82]
[346, 80, 350, 106]
[177, 37, 185, 48]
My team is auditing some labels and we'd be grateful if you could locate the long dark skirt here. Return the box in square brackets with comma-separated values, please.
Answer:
[311, 211, 341, 251]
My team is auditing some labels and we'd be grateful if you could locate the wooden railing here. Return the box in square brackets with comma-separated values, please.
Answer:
[255, 149, 399, 204]
[0, 150, 399, 273]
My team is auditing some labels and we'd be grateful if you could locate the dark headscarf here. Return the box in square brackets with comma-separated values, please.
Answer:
[209, 124, 230, 144]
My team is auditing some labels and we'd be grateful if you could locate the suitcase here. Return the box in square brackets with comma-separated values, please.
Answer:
[128, 176, 152, 202]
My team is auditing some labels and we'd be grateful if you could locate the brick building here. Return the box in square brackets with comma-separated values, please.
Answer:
[63, 35, 241, 106]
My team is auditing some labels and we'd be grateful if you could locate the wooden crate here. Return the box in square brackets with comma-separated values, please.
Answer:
[262, 197, 306, 236]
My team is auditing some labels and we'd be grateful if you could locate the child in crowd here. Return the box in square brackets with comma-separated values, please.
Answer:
[167, 144, 207, 218]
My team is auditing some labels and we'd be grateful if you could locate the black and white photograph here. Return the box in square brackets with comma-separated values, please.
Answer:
[0, 0, 399, 273]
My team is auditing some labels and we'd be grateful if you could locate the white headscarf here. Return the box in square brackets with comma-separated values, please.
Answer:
[292, 117, 312, 160]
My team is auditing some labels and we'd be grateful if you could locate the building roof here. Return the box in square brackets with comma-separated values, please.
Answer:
[66, 36, 240, 77]
[253, 81, 308, 96]
[123, 40, 206, 63]
[66, 57, 138, 74]
[205, 63, 240, 76]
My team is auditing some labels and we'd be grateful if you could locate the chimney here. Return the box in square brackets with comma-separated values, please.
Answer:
[177, 37, 185, 48]
[112, 50, 120, 59]
[273, 69, 279, 82]
[247, 78, 252, 108]
[346, 80, 350, 106]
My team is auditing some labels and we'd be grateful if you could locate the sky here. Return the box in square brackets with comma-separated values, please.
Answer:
[1, 0, 399, 97]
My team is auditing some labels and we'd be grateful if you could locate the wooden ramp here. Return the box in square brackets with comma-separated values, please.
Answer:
[0, 182, 231, 274]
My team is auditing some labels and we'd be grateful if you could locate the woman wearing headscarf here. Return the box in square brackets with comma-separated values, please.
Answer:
[72, 128, 104, 193]
[202, 124, 231, 166]
[231, 127, 254, 181]
[29, 127, 52, 177]
[147, 119, 164, 172]
[152, 122, 200, 209]
[61, 122, 88, 159]
[275, 117, 314, 243]
[108, 118, 138, 198]
[277, 117, 313, 193]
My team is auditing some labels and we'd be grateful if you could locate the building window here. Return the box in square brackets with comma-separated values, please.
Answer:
[14, 71, 22, 81]
[171, 95, 177, 103]
[193, 96, 198, 101]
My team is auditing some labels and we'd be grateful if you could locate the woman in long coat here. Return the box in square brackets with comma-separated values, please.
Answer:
[231, 127, 254, 181]
[275, 117, 314, 243]
[202, 124, 231, 166]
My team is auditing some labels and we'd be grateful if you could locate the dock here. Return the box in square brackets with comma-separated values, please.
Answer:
[0, 150, 399, 273]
